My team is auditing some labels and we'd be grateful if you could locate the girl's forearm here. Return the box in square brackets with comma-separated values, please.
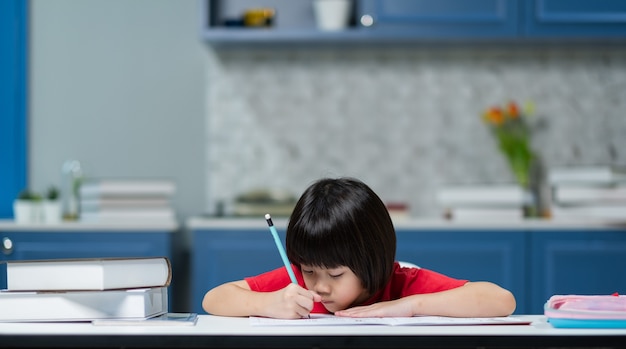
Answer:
[202, 281, 269, 317]
[409, 282, 516, 317]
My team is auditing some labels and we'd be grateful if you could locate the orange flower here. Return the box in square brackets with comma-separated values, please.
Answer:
[506, 101, 520, 119]
[483, 107, 504, 125]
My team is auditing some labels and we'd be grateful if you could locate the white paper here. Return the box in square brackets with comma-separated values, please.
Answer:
[250, 314, 531, 326]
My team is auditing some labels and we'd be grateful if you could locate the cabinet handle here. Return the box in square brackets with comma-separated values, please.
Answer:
[360, 14, 374, 27]
[2, 237, 13, 255]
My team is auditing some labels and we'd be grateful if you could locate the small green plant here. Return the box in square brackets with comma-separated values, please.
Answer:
[46, 186, 60, 200]
[17, 189, 43, 201]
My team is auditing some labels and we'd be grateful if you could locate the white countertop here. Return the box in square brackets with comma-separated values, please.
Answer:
[0, 315, 624, 336]
[0, 219, 179, 232]
[0, 315, 623, 349]
[0, 315, 626, 336]
[187, 217, 626, 230]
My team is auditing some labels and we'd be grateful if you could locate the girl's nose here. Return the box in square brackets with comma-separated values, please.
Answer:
[312, 280, 330, 294]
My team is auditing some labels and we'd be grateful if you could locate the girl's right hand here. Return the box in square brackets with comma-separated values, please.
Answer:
[265, 283, 321, 319]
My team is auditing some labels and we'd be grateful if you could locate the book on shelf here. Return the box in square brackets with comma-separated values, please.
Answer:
[445, 207, 524, 221]
[0, 287, 167, 322]
[80, 197, 171, 211]
[552, 185, 626, 205]
[551, 205, 626, 220]
[437, 185, 527, 208]
[548, 166, 626, 185]
[79, 179, 176, 199]
[79, 208, 176, 223]
[2, 257, 171, 291]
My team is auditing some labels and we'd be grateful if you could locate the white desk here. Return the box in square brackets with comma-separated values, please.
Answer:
[1, 315, 625, 348]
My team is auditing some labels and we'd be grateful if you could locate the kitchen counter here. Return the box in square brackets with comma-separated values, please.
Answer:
[187, 217, 626, 231]
[0, 219, 179, 232]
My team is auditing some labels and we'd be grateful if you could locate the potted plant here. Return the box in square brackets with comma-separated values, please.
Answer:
[13, 189, 43, 224]
[42, 185, 62, 224]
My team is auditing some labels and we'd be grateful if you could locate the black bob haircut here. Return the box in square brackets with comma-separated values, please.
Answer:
[286, 177, 397, 296]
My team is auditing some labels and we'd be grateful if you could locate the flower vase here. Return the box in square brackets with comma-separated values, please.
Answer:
[521, 187, 537, 218]
[527, 154, 550, 218]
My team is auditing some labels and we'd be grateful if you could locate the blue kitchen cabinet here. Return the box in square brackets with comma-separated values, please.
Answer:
[523, 0, 626, 38]
[191, 227, 287, 314]
[395, 229, 527, 314]
[529, 229, 626, 314]
[201, 0, 519, 44]
[359, 0, 519, 38]
[190, 225, 527, 314]
[202, 0, 626, 44]
[190, 221, 626, 315]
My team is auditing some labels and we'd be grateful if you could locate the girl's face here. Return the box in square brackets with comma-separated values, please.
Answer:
[300, 264, 369, 313]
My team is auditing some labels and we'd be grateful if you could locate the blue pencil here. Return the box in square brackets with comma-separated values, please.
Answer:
[265, 213, 298, 284]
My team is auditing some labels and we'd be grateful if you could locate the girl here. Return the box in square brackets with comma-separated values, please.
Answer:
[203, 177, 516, 319]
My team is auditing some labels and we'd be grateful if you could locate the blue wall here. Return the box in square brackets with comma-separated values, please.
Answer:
[0, 0, 27, 218]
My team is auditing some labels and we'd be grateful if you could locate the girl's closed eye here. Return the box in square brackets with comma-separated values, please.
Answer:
[329, 273, 344, 278]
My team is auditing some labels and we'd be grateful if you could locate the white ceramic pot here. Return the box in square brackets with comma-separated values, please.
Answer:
[313, 0, 352, 31]
[42, 200, 62, 224]
[13, 200, 43, 224]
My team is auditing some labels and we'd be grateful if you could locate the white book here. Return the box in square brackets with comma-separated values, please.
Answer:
[79, 208, 176, 223]
[437, 185, 527, 208]
[548, 166, 626, 185]
[79, 179, 176, 198]
[0, 287, 167, 322]
[553, 185, 626, 205]
[80, 198, 171, 211]
[551, 205, 626, 219]
[3, 257, 172, 291]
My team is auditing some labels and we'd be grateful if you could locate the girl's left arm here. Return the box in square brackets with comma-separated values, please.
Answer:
[335, 281, 516, 318]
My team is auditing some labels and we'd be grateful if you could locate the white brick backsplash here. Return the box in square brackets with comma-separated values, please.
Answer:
[205, 48, 626, 217]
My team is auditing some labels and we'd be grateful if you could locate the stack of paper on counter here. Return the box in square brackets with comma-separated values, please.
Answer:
[0, 257, 171, 322]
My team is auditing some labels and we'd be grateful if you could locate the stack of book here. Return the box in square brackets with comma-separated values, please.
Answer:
[79, 179, 176, 223]
[436, 185, 527, 221]
[549, 166, 626, 220]
[0, 257, 172, 322]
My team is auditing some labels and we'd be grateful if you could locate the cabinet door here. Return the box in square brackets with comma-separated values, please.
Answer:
[529, 230, 626, 314]
[524, 0, 626, 37]
[395, 229, 527, 314]
[191, 228, 287, 314]
[360, 0, 519, 38]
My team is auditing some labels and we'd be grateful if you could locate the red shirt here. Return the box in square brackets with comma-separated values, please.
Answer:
[245, 262, 468, 314]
